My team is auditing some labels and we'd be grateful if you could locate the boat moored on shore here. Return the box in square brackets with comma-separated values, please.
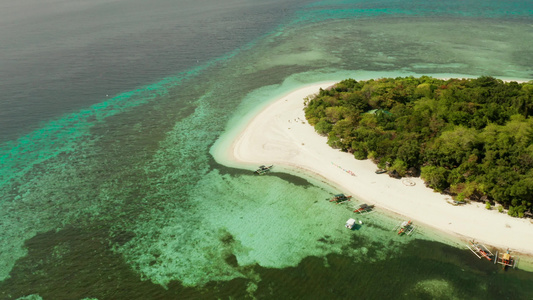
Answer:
[494, 249, 519, 269]
[255, 165, 273, 175]
[354, 203, 375, 214]
[467, 240, 494, 261]
[396, 220, 415, 236]
[329, 193, 352, 204]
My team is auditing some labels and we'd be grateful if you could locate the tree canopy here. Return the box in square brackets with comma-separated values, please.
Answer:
[304, 76, 533, 217]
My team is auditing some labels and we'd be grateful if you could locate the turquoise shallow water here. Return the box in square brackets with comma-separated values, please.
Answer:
[1, 1, 533, 299]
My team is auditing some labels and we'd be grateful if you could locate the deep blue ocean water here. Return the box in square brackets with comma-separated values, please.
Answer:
[1, 1, 533, 299]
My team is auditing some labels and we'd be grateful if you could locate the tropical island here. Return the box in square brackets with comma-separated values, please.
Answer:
[214, 76, 533, 265]
[304, 76, 533, 218]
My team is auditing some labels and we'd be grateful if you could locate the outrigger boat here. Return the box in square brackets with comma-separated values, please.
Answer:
[329, 194, 352, 204]
[353, 203, 375, 214]
[467, 240, 494, 261]
[375, 169, 387, 174]
[395, 220, 415, 235]
[255, 165, 273, 175]
[494, 249, 518, 269]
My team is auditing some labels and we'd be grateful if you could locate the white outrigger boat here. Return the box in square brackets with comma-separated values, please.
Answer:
[395, 220, 415, 235]
[466, 240, 494, 261]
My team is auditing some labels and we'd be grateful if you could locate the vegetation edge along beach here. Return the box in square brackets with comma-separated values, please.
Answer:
[304, 76, 533, 218]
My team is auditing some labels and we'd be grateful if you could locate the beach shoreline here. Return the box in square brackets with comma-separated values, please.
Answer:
[212, 80, 533, 270]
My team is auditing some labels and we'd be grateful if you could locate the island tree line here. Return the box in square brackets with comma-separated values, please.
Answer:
[304, 76, 533, 217]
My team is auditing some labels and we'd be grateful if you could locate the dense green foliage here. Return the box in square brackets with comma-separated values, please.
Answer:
[304, 76, 533, 217]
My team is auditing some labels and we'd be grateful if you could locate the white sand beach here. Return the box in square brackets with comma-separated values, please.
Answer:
[216, 82, 533, 262]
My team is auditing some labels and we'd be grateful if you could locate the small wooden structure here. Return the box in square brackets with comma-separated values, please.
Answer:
[345, 218, 357, 230]
[345, 218, 363, 230]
